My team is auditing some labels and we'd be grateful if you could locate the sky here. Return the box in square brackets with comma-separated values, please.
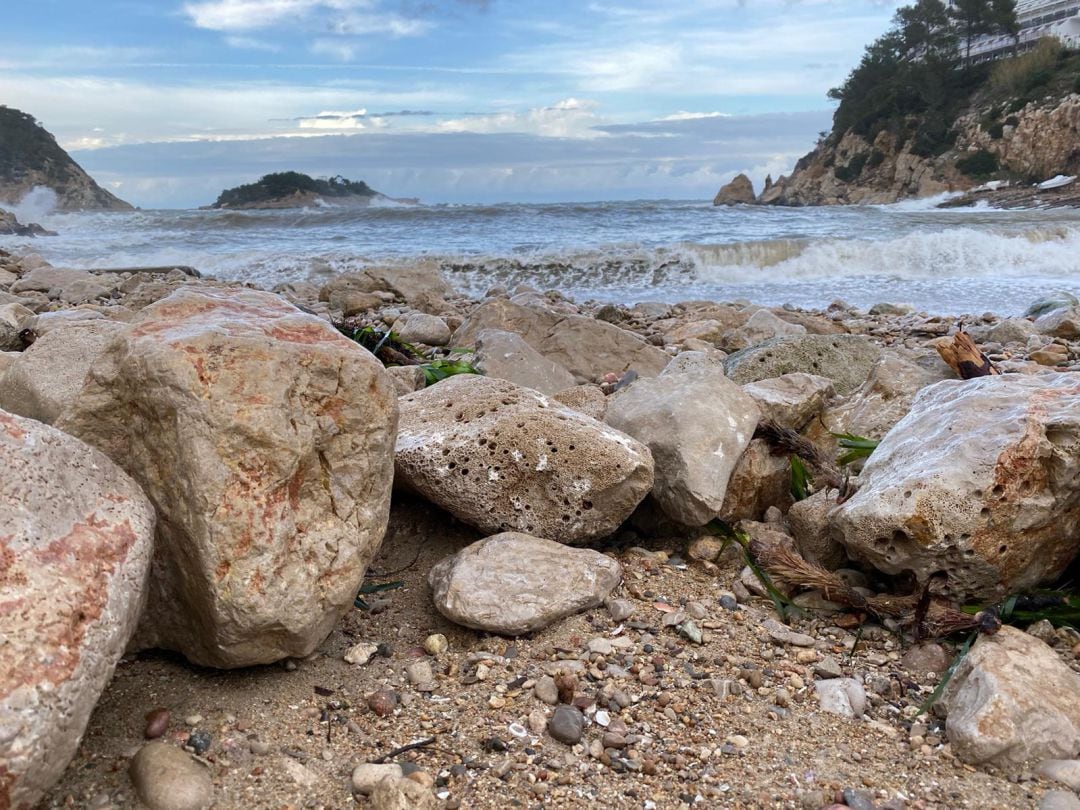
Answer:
[0, 0, 904, 207]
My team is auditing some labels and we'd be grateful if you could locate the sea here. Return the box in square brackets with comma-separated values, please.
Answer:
[4, 191, 1080, 316]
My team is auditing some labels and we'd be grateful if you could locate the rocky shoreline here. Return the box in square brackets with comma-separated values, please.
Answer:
[3, 247, 1080, 809]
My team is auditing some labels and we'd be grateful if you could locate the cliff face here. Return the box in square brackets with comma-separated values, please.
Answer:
[760, 92, 1080, 207]
[0, 106, 133, 212]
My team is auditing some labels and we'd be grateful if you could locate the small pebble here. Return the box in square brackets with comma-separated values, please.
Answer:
[129, 742, 213, 810]
[367, 688, 399, 717]
[144, 708, 170, 740]
[548, 705, 585, 745]
[186, 730, 212, 756]
[423, 633, 448, 655]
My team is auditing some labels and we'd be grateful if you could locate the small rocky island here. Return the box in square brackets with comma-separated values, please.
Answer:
[209, 171, 381, 209]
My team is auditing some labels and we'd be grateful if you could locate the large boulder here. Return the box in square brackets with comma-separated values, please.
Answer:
[943, 627, 1080, 770]
[712, 173, 756, 205]
[606, 368, 760, 526]
[10, 267, 115, 305]
[719, 438, 793, 523]
[0, 409, 154, 809]
[473, 329, 576, 395]
[831, 374, 1080, 600]
[725, 335, 881, 395]
[742, 372, 834, 431]
[0, 320, 127, 424]
[452, 298, 669, 383]
[395, 375, 653, 543]
[724, 309, 806, 350]
[428, 532, 622, 635]
[818, 352, 943, 441]
[55, 287, 398, 668]
[319, 264, 454, 309]
[0, 302, 33, 351]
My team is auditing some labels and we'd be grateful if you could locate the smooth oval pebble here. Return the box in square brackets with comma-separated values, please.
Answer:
[351, 762, 404, 794]
[129, 742, 213, 810]
[423, 633, 448, 655]
[144, 708, 170, 740]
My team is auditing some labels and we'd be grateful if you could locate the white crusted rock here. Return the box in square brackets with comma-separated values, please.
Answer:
[831, 374, 1080, 600]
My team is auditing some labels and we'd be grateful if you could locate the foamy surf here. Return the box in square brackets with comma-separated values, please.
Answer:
[3, 198, 1079, 315]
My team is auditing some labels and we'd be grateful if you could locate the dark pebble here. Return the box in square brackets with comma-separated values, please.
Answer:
[144, 708, 170, 740]
[186, 729, 212, 755]
[842, 787, 876, 810]
[548, 705, 584, 745]
[719, 595, 738, 611]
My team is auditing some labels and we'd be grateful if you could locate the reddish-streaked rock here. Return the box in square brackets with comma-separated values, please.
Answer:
[831, 374, 1080, 600]
[56, 287, 398, 668]
[0, 409, 154, 810]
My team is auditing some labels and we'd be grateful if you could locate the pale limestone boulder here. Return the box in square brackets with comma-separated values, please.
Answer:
[724, 309, 806, 351]
[787, 489, 847, 569]
[1036, 307, 1080, 339]
[56, 287, 398, 668]
[988, 318, 1038, 346]
[718, 438, 792, 523]
[386, 365, 426, 396]
[452, 298, 669, 383]
[0, 321, 126, 424]
[725, 334, 881, 395]
[660, 350, 726, 376]
[743, 372, 834, 431]
[943, 627, 1080, 769]
[0, 350, 17, 377]
[817, 352, 942, 441]
[552, 384, 607, 420]
[0, 301, 33, 351]
[394, 312, 451, 346]
[428, 532, 622, 635]
[831, 374, 1080, 600]
[319, 264, 454, 309]
[606, 368, 759, 526]
[474, 329, 576, 395]
[10, 267, 115, 304]
[25, 309, 106, 336]
[327, 289, 383, 316]
[396, 375, 652, 543]
[0, 409, 154, 809]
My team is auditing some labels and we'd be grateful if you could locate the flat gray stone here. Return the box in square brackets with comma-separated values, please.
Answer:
[428, 532, 622, 635]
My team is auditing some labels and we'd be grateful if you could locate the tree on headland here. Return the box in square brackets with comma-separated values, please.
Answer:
[949, 0, 999, 64]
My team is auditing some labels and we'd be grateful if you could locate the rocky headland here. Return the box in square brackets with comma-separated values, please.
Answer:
[714, 34, 1080, 209]
[0, 106, 132, 212]
[3, 248, 1080, 809]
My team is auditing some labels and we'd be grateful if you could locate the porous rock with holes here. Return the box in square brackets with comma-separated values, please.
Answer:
[724, 334, 882, 395]
[830, 373, 1080, 600]
[395, 374, 653, 543]
[0, 409, 155, 809]
[55, 286, 398, 669]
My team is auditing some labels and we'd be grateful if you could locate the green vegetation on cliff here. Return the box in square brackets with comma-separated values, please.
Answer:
[824, 0, 1078, 167]
[211, 172, 378, 208]
[0, 106, 132, 211]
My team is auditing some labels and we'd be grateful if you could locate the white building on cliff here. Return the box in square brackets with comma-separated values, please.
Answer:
[960, 0, 1080, 60]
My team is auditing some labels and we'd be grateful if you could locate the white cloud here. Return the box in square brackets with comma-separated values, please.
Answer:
[183, 0, 364, 31]
[657, 111, 731, 121]
[437, 98, 607, 138]
[224, 35, 282, 51]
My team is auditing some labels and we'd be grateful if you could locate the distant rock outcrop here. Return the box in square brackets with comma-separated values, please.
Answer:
[210, 171, 380, 209]
[0, 208, 56, 237]
[712, 173, 756, 205]
[0, 106, 132, 211]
